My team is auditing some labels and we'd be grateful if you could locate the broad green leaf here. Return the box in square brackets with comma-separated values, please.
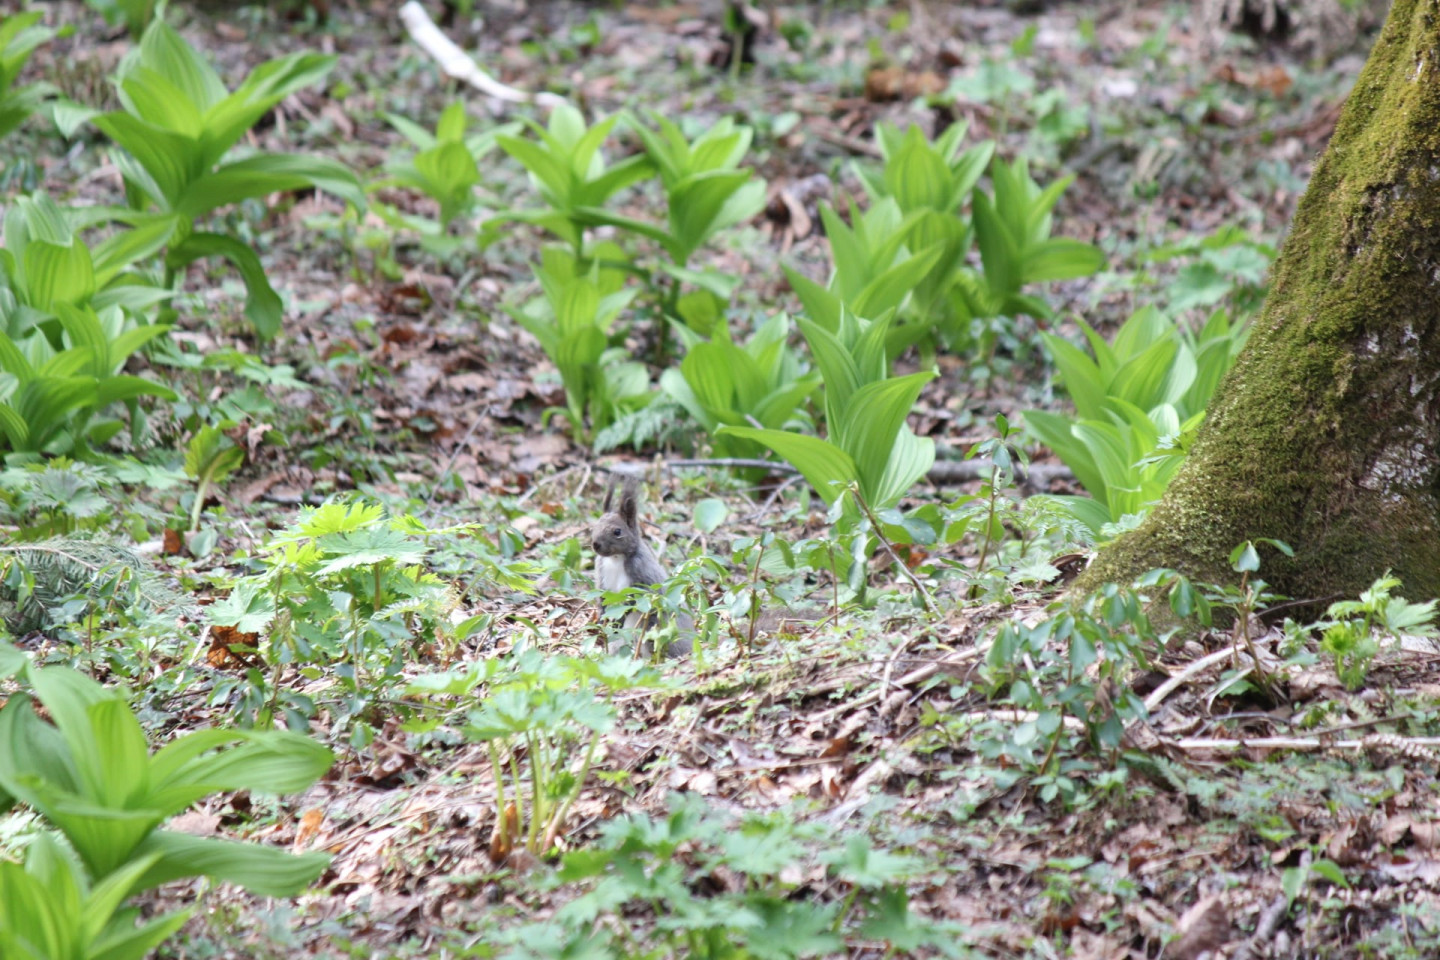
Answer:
[167, 232, 283, 339]
[848, 245, 943, 320]
[872, 427, 936, 510]
[836, 372, 934, 505]
[1025, 409, 1106, 507]
[1039, 332, 1107, 422]
[201, 51, 337, 165]
[972, 190, 1019, 296]
[91, 113, 200, 208]
[693, 498, 728, 533]
[718, 428, 857, 504]
[130, 830, 331, 897]
[885, 127, 952, 212]
[784, 266, 842, 332]
[178, 153, 365, 221]
[1109, 336, 1179, 412]
[134, 21, 228, 114]
[1022, 238, 1105, 282]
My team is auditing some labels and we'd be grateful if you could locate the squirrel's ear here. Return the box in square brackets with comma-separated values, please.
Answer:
[601, 478, 616, 513]
[619, 479, 639, 528]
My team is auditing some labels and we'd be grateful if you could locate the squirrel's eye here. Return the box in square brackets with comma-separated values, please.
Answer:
[612, 529, 622, 537]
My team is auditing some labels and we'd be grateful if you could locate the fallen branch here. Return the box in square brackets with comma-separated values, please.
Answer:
[1169, 734, 1440, 754]
[1143, 647, 1236, 713]
[399, 2, 567, 109]
[602, 457, 1074, 490]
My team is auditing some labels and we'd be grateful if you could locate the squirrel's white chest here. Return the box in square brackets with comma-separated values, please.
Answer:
[596, 555, 631, 592]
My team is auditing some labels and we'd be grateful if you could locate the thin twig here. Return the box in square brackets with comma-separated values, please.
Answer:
[850, 485, 935, 616]
[426, 405, 489, 509]
[746, 473, 806, 521]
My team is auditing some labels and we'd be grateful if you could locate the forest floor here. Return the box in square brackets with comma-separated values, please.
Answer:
[14, 0, 1440, 957]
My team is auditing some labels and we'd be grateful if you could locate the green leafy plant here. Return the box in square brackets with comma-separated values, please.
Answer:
[852, 122, 991, 354]
[510, 247, 647, 444]
[841, 124, 1104, 359]
[0, 653, 334, 897]
[0, 458, 114, 537]
[489, 103, 654, 256]
[58, 20, 365, 338]
[965, 156, 1107, 324]
[207, 498, 532, 736]
[0, 832, 190, 960]
[1026, 306, 1248, 536]
[0, 12, 58, 141]
[722, 308, 934, 510]
[1147, 225, 1275, 318]
[407, 649, 658, 857]
[1316, 573, 1437, 690]
[0, 302, 175, 458]
[659, 312, 819, 460]
[617, 113, 766, 273]
[373, 101, 518, 243]
[783, 199, 944, 358]
[594, 113, 766, 356]
[82, 0, 159, 38]
[0, 193, 173, 329]
[976, 571, 1202, 801]
[473, 792, 964, 957]
[183, 423, 242, 531]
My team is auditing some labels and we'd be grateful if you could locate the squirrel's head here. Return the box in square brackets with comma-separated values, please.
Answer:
[591, 477, 641, 557]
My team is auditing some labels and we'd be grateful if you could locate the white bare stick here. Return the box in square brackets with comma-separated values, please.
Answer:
[1170, 735, 1440, 753]
[1142, 647, 1236, 713]
[399, 2, 568, 109]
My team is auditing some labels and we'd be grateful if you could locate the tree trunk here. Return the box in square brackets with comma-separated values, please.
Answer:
[1076, 0, 1440, 604]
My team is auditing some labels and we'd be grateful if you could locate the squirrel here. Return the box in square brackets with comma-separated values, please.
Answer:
[590, 477, 692, 659]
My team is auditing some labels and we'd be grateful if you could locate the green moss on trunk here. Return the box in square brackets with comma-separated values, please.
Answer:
[1077, 0, 1440, 602]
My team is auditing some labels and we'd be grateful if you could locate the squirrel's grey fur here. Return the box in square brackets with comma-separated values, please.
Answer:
[590, 478, 691, 658]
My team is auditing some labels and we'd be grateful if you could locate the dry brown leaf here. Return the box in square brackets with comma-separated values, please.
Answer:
[207, 624, 264, 670]
[295, 809, 325, 850]
[1170, 894, 1230, 960]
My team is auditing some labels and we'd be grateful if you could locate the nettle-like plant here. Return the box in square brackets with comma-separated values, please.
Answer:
[407, 649, 662, 859]
[510, 246, 648, 444]
[1315, 573, 1437, 690]
[208, 498, 534, 735]
[373, 101, 519, 245]
[1026, 306, 1248, 536]
[975, 573, 1208, 802]
[58, 20, 365, 339]
[722, 307, 934, 511]
[0, 12, 59, 142]
[0, 648, 334, 899]
[659, 312, 819, 460]
[477, 792, 958, 957]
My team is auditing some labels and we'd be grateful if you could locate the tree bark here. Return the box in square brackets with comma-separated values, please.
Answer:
[1076, 0, 1440, 603]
